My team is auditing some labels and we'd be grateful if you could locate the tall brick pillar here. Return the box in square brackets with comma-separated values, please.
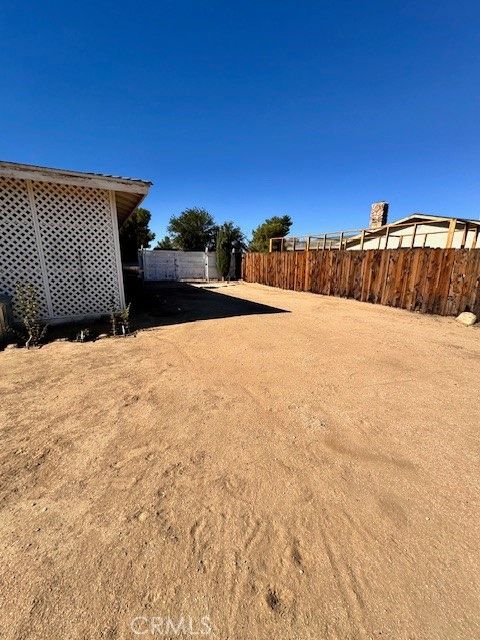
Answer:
[369, 202, 389, 229]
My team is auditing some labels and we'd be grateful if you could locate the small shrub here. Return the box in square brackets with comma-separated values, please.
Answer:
[16, 284, 48, 348]
[75, 328, 90, 343]
[109, 299, 132, 337]
[110, 298, 118, 336]
[119, 302, 131, 335]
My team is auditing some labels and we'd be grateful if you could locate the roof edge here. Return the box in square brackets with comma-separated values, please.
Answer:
[0, 160, 152, 195]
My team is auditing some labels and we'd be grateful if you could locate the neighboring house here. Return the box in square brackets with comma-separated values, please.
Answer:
[346, 203, 480, 250]
[0, 160, 151, 323]
[272, 202, 480, 251]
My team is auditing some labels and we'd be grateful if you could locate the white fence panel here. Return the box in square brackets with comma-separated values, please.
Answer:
[142, 250, 177, 281]
[141, 250, 236, 282]
[176, 252, 206, 280]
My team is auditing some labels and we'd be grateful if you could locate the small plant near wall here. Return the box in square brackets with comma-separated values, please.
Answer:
[110, 297, 118, 336]
[75, 328, 90, 343]
[118, 302, 131, 336]
[16, 284, 48, 348]
[109, 298, 133, 337]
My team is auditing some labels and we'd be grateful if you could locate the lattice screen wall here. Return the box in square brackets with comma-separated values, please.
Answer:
[0, 176, 123, 321]
[0, 177, 50, 317]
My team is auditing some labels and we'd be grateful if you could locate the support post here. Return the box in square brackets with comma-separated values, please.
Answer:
[471, 227, 479, 249]
[460, 222, 469, 249]
[446, 218, 457, 249]
[410, 223, 418, 248]
[269, 238, 273, 253]
[360, 229, 365, 250]
[384, 225, 390, 249]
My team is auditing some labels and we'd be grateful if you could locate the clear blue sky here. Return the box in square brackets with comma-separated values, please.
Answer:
[1, 1, 479, 242]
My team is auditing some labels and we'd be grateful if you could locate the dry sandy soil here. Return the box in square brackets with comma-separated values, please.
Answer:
[0, 282, 479, 640]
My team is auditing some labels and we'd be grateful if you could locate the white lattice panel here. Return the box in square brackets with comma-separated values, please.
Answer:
[0, 177, 49, 317]
[32, 181, 121, 318]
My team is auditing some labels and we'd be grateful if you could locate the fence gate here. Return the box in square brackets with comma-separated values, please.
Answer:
[140, 250, 236, 281]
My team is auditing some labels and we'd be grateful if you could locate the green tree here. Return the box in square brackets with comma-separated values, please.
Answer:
[213, 222, 246, 250]
[215, 222, 245, 279]
[154, 235, 175, 250]
[249, 215, 292, 253]
[216, 225, 230, 279]
[119, 207, 155, 262]
[167, 207, 216, 251]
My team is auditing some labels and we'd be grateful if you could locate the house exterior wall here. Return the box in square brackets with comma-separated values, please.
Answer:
[347, 222, 478, 250]
[0, 176, 124, 323]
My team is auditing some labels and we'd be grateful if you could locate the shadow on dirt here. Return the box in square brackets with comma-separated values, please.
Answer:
[124, 277, 289, 329]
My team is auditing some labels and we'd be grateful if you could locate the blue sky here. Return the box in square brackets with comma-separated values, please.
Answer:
[1, 1, 479, 242]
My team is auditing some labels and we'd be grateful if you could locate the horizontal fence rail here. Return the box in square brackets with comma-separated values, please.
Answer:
[270, 218, 480, 252]
[242, 249, 480, 317]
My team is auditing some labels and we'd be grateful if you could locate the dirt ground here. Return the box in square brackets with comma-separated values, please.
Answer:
[1, 282, 479, 640]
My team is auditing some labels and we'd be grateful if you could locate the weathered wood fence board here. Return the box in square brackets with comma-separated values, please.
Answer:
[242, 249, 480, 317]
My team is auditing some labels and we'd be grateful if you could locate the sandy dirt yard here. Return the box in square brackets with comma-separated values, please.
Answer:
[0, 282, 479, 640]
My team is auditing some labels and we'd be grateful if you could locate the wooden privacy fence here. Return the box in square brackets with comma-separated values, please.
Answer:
[242, 249, 480, 317]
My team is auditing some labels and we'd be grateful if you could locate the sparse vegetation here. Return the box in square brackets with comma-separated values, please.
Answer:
[15, 284, 48, 348]
[118, 302, 132, 335]
[75, 328, 90, 343]
[110, 298, 132, 337]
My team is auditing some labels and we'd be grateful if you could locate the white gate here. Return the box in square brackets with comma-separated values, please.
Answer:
[140, 250, 235, 282]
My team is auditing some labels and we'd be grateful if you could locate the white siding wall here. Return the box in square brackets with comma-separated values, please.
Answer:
[0, 176, 124, 322]
[349, 223, 478, 250]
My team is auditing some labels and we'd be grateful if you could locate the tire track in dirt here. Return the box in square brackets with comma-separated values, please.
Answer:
[319, 511, 371, 640]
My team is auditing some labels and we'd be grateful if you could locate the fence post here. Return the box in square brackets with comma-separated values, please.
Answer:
[410, 223, 418, 248]
[460, 222, 469, 249]
[384, 225, 390, 249]
[471, 227, 479, 249]
[205, 248, 209, 281]
[446, 219, 457, 249]
[360, 230, 365, 250]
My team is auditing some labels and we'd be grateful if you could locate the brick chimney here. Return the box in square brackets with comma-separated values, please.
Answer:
[369, 202, 389, 229]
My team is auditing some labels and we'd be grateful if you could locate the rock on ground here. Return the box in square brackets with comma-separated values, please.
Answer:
[456, 311, 477, 326]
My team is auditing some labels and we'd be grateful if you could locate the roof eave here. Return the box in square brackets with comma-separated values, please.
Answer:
[0, 161, 152, 195]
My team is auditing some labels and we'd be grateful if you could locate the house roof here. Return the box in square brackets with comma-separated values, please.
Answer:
[346, 213, 480, 247]
[356, 213, 480, 239]
[389, 213, 480, 227]
[0, 160, 152, 225]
